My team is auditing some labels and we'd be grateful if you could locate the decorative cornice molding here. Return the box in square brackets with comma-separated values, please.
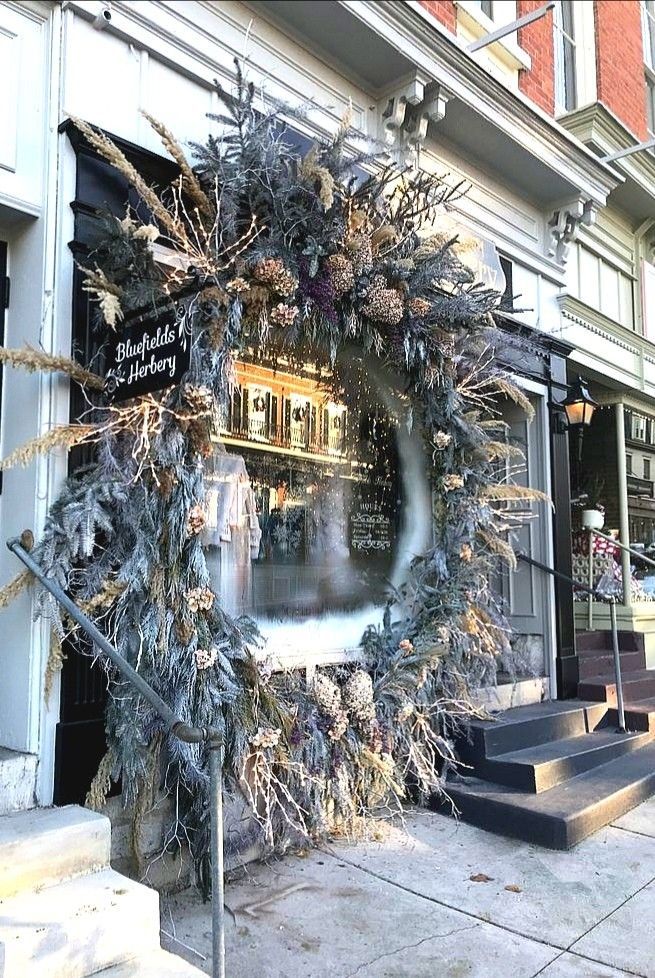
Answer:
[347, 0, 620, 206]
[378, 73, 451, 166]
[548, 199, 597, 265]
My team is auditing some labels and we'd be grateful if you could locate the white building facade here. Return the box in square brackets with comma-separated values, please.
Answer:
[0, 0, 622, 810]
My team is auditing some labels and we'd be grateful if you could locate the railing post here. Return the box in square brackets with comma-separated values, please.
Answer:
[609, 598, 627, 733]
[209, 734, 226, 978]
[587, 528, 594, 631]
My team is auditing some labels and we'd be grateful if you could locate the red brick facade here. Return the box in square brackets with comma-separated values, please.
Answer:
[595, 0, 648, 140]
[517, 0, 555, 114]
[417, 0, 456, 32]
[416, 0, 649, 138]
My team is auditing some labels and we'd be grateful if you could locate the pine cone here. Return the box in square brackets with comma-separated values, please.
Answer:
[325, 254, 355, 295]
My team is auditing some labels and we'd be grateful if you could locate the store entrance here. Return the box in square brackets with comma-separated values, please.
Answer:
[496, 390, 555, 692]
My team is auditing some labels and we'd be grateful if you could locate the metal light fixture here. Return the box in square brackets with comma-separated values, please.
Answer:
[561, 376, 598, 464]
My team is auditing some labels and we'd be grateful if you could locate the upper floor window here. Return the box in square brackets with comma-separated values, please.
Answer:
[554, 0, 577, 113]
[473, 0, 495, 17]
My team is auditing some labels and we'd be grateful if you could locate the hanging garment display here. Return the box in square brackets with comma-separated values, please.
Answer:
[204, 452, 262, 615]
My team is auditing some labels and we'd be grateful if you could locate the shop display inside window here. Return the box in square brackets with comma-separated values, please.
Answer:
[203, 358, 430, 649]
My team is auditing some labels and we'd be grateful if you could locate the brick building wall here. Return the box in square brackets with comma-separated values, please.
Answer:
[416, 1, 650, 139]
[517, 0, 555, 114]
[595, 0, 648, 140]
[417, 0, 456, 32]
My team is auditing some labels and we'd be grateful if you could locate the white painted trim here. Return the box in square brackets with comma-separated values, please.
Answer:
[455, 0, 531, 72]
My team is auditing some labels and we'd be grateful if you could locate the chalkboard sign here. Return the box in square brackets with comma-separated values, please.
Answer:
[350, 493, 392, 554]
[105, 304, 191, 402]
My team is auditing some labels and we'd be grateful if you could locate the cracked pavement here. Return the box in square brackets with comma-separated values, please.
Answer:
[161, 801, 655, 977]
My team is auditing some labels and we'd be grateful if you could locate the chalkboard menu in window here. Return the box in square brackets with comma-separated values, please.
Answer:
[349, 488, 393, 555]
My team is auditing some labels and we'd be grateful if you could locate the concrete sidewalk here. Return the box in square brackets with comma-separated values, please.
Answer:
[161, 799, 655, 977]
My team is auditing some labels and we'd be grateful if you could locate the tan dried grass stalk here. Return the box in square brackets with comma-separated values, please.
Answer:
[85, 748, 115, 811]
[78, 578, 126, 616]
[72, 117, 181, 240]
[298, 145, 336, 210]
[44, 630, 66, 705]
[0, 345, 104, 390]
[141, 110, 214, 221]
[0, 424, 97, 471]
[482, 440, 524, 461]
[476, 527, 517, 569]
[0, 569, 33, 609]
[481, 484, 550, 504]
[492, 377, 535, 420]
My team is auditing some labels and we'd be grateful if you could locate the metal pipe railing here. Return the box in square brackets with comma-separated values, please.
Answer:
[585, 527, 655, 631]
[7, 534, 226, 978]
[517, 551, 626, 731]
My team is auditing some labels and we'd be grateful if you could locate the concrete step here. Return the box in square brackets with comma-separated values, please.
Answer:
[577, 630, 645, 653]
[440, 740, 655, 849]
[92, 948, 206, 976]
[0, 805, 110, 899]
[479, 729, 653, 793]
[0, 867, 160, 978]
[609, 696, 655, 731]
[460, 700, 608, 761]
[0, 748, 37, 816]
[578, 669, 655, 706]
[578, 650, 646, 678]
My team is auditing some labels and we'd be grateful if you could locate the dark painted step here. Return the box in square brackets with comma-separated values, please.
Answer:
[578, 669, 655, 706]
[441, 740, 655, 849]
[476, 730, 652, 793]
[459, 701, 609, 762]
[608, 697, 655, 732]
[578, 650, 646, 679]
[577, 630, 645, 653]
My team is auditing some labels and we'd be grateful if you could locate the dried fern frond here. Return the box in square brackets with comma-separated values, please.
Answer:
[0, 345, 104, 391]
[299, 144, 336, 211]
[490, 377, 535, 420]
[0, 569, 33, 609]
[477, 527, 517, 569]
[0, 424, 97, 471]
[141, 110, 214, 221]
[85, 748, 115, 811]
[71, 117, 181, 240]
[44, 629, 65, 704]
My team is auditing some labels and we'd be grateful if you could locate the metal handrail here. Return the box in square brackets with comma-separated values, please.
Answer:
[7, 534, 226, 978]
[592, 527, 655, 571]
[517, 552, 627, 732]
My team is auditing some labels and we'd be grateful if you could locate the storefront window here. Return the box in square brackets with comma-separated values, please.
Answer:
[204, 357, 432, 656]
